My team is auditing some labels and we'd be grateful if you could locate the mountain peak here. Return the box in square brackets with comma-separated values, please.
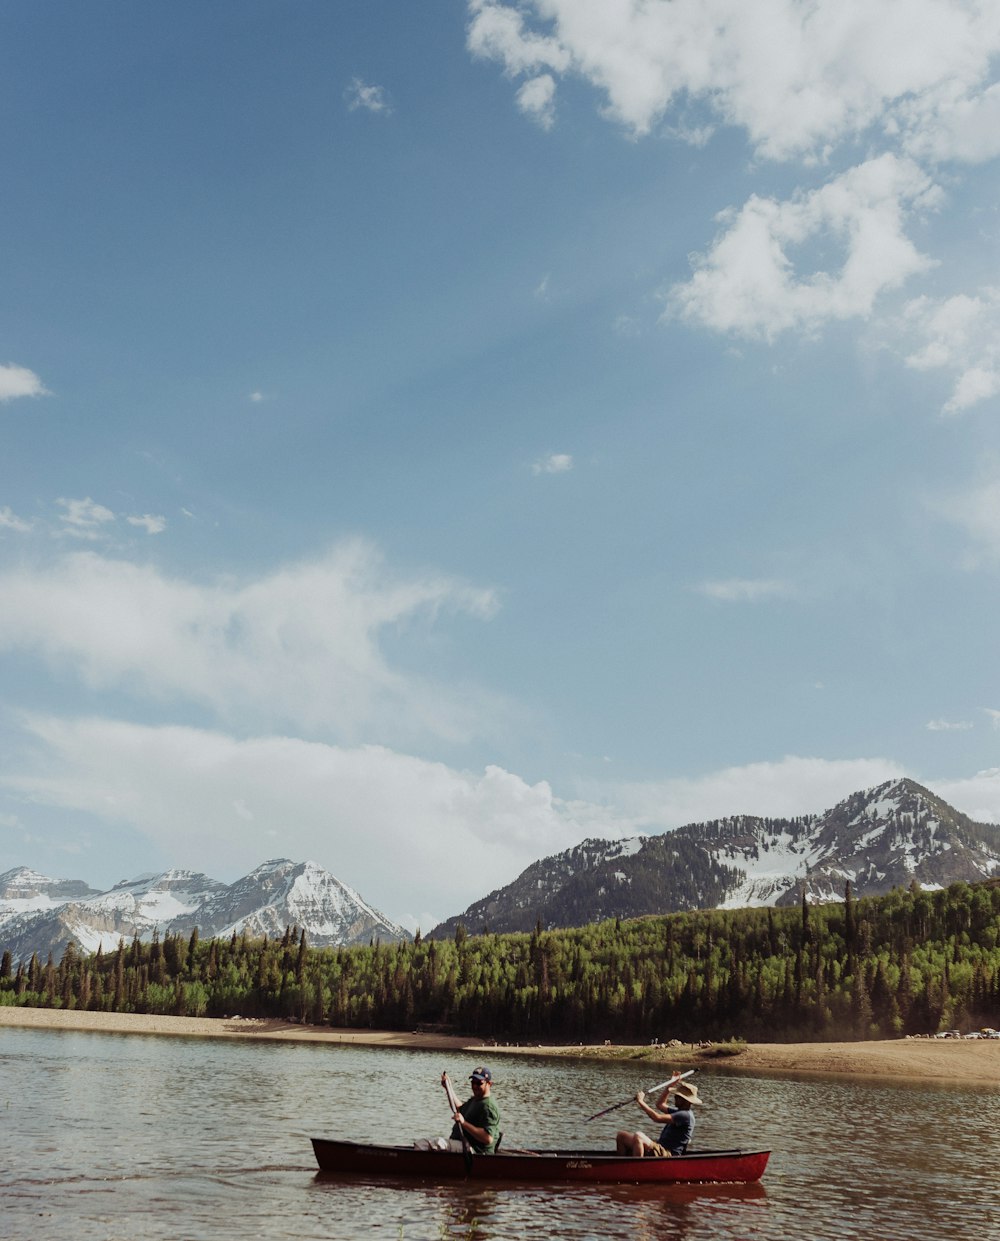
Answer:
[430, 781, 1000, 937]
[0, 858, 410, 963]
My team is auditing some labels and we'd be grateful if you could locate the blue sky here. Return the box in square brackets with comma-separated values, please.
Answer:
[2, 1, 1000, 930]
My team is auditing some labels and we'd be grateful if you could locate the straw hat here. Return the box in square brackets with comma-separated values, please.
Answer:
[672, 1080, 703, 1106]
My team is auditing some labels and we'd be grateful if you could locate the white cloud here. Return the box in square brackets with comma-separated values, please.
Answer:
[466, 1, 1000, 164]
[696, 577, 794, 601]
[55, 497, 116, 540]
[467, 2, 571, 79]
[607, 754, 907, 829]
[985, 708, 1000, 729]
[531, 452, 573, 475]
[516, 73, 558, 128]
[126, 514, 167, 535]
[0, 507, 33, 533]
[0, 363, 49, 403]
[925, 718, 974, 731]
[930, 767, 1000, 825]
[0, 542, 500, 743]
[345, 78, 393, 115]
[670, 155, 939, 339]
[900, 289, 1000, 414]
[2, 716, 634, 927]
[248, 391, 265, 403]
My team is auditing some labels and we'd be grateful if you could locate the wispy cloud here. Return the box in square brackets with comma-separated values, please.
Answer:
[985, 708, 1000, 729]
[932, 476, 1000, 562]
[0, 362, 49, 403]
[531, 452, 573, 475]
[0, 506, 33, 533]
[2, 717, 634, 926]
[695, 577, 794, 602]
[248, 390, 265, 403]
[926, 718, 973, 732]
[0, 541, 500, 743]
[126, 514, 167, 535]
[345, 78, 393, 115]
[55, 497, 116, 540]
[607, 755, 908, 831]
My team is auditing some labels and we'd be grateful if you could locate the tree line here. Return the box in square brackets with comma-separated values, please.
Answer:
[2, 878, 999, 1041]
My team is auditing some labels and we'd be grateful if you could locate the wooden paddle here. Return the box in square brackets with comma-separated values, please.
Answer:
[585, 1068, 696, 1122]
[441, 1071, 474, 1173]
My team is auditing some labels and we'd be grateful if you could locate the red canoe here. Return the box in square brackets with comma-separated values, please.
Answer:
[310, 1138, 770, 1184]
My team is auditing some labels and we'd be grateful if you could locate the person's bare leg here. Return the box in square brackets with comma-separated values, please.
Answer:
[616, 1130, 649, 1156]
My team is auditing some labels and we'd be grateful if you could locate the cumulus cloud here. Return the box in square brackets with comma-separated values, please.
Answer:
[531, 452, 573, 474]
[1, 716, 635, 927]
[345, 77, 393, 115]
[466, 1, 1000, 163]
[669, 155, 940, 339]
[0, 362, 49, 402]
[0, 363, 49, 403]
[695, 577, 794, 601]
[901, 289, 1000, 414]
[516, 73, 558, 128]
[0, 542, 500, 743]
[468, 2, 1000, 374]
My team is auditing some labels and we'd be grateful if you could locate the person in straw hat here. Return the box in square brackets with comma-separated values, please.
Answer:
[615, 1070, 702, 1157]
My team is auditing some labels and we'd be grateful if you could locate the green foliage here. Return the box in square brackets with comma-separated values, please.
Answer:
[3, 879, 999, 1042]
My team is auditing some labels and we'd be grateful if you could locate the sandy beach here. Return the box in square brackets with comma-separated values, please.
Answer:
[3, 1006, 999, 1083]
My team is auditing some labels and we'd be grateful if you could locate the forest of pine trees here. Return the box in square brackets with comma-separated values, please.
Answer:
[2, 878, 999, 1042]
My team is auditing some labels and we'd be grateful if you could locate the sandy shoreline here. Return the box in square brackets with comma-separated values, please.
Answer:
[4, 1006, 1000, 1083]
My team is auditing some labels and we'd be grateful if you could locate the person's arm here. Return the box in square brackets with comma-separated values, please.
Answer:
[634, 1090, 671, 1126]
[655, 1071, 683, 1110]
[451, 1110, 495, 1148]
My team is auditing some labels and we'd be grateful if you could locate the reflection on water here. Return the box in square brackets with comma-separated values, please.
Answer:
[2, 1026, 999, 1240]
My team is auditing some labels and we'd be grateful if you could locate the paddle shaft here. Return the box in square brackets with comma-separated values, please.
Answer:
[441, 1072, 473, 1163]
[585, 1068, 696, 1122]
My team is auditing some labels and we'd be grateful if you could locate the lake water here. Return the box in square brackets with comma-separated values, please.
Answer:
[3, 1026, 999, 1240]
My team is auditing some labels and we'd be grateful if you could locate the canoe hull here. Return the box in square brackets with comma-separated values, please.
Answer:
[310, 1139, 770, 1184]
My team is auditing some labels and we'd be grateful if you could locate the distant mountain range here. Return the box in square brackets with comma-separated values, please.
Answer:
[0, 858, 410, 964]
[429, 778, 1000, 937]
[6, 778, 999, 965]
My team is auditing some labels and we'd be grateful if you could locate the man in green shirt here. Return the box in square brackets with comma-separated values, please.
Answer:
[448, 1066, 500, 1154]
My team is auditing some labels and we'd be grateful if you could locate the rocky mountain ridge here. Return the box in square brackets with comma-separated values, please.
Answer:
[429, 778, 1000, 937]
[0, 858, 410, 963]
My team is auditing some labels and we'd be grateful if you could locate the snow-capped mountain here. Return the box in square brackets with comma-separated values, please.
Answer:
[429, 778, 1000, 936]
[174, 858, 410, 946]
[0, 859, 410, 964]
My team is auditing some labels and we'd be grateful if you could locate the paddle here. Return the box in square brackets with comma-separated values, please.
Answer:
[441, 1071, 474, 1174]
[585, 1068, 696, 1122]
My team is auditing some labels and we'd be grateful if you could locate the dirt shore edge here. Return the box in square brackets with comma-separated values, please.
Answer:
[4, 1006, 1000, 1083]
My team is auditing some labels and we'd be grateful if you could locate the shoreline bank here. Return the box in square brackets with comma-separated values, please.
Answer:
[3, 1006, 999, 1083]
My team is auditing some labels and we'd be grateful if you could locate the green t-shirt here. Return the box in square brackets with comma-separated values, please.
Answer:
[450, 1094, 501, 1154]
